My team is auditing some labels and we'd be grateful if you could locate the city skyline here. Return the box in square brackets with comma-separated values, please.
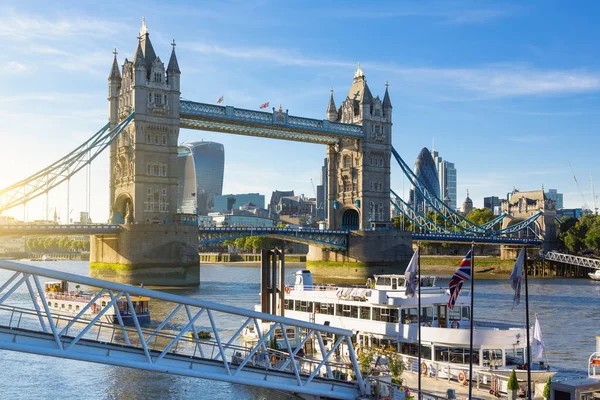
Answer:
[1, 1, 600, 222]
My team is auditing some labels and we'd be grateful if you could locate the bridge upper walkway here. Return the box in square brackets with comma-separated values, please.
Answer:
[545, 251, 600, 271]
[0, 224, 118, 236]
[0, 261, 365, 399]
[180, 101, 363, 144]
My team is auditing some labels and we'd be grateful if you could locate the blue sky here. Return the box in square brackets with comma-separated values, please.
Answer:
[1, 0, 600, 222]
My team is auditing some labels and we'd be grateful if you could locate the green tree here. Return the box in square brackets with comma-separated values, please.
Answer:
[507, 369, 519, 391]
[466, 208, 495, 226]
[543, 376, 552, 399]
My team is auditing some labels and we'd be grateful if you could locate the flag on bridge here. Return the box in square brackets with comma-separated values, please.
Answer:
[404, 247, 419, 298]
[509, 247, 525, 311]
[260, 102, 270, 109]
[448, 250, 472, 310]
[216, 95, 224, 105]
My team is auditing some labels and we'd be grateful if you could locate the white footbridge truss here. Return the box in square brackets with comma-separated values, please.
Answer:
[545, 251, 600, 272]
[0, 261, 365, 399]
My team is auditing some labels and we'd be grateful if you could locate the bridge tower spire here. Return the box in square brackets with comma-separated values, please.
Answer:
[93, 19, 199, 286]
[326, 88, 338, 121]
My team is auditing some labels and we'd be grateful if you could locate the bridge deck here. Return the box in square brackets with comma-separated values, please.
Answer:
[545, 251, 600, 270]
[0, 224, 118, 236]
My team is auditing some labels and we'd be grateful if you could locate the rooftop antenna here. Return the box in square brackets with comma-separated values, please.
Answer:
[591, 173, 598, 215]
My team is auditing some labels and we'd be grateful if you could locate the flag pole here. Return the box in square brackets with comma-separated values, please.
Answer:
[524, 248, 532, 400]
[468, 242, 475, 400]
[417, 242, 422, 400]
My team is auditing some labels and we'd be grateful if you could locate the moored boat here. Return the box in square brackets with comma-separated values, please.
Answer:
[37, 280, 150, 325]
[274, 270, 555, 386]
[588, 270, 600, 280]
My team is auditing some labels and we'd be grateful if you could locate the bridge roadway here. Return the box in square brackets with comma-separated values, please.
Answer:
[545, 251, 600, 271]
[0, 261, 365, 399]
[0, 224, 118, 236]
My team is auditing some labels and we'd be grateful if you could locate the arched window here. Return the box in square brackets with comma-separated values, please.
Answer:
[343, 155, 352, 168]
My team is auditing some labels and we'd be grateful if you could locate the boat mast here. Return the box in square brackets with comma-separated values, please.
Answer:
[524, 248, 532, 400]
[417, 242, 422, 400]
[468, 242, 474, 400]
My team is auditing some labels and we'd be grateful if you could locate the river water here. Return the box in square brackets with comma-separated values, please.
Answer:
[0, 261, 597, 399]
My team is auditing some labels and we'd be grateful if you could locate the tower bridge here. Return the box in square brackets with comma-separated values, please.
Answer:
[0, 20, 549, 285]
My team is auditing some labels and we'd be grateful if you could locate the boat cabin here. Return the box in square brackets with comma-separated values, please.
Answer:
[44, 280, 68, 293]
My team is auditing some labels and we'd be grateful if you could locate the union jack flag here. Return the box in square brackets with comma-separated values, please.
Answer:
[260, 102, 269, 109]
[448, 250, 472, 310]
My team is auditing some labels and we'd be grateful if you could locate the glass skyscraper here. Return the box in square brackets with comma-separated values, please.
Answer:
[177, 141, 225, 215]
[410, 147, 440, 213]
[431, 149, 457, 210]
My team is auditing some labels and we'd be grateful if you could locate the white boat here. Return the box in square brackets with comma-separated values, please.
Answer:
[588, 270, 600, 280]
[37, 280, 150, 325]
[267, 270, 555, 386]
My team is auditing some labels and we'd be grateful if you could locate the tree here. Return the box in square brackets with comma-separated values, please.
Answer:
[543, 376, 552, 399]
[507, 369, 519, 391]
[466, 208, 495, 226]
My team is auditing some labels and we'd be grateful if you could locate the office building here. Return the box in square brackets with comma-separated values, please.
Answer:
[409, 147, 440, 213]
[431, 149, 457, 210]
[177, 141, 224, 215]
[213, 193, 265, 214]
[484, 196, 501, 212]
[545, 189, 564, 209]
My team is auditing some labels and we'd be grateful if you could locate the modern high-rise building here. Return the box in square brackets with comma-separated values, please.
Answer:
[213, 193, 265, 213]
[316, 158, 328, 221]
[431, 149, 457, 210]
[484, 196, 501, 211]
[545, 189, 564, 209]
[177, 141, 224, 215]
[409, 147, 440, 213]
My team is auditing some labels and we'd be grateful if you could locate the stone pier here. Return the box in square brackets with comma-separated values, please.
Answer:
[306, 230, 413, 281]
[90, 224, 199, 286]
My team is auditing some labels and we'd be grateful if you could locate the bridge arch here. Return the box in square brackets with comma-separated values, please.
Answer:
[341, 208, 360, 230]
[112, 193, 133, 224]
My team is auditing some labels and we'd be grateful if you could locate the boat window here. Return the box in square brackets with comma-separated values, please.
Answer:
[68, 304, 72, 310]
[359, 306, 370, 319]
[75, 305, 80, 311]
[462, 306, 470, 320]
[314, 302, 334, 315]
[101, 301, 106, 307]
[392, 278, 397, 290]
[295, 301, 313, 313]
[435, 347, 479, 365]
[401, 308, 418, 324]
[61, 304, 65, 309]
[505, 348, 524, 366]
[286, 328, 296, 339]
[373, 307, 399, 323]
[54, 303, 58, 308]
[284, 299, 294, 310]
[421, 307, 434, 324]
[400, 342, 432, 360]
[449, 308, 461, 321]
[336, 304, 359, 318]
[274, 328, 283, 339]
[483, 349, 503, 368]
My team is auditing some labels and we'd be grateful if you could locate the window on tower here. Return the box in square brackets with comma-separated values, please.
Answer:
[154, 93, 162, 105]
[154, 72, 162, 83]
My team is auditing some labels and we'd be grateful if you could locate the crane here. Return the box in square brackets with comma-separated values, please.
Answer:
[310, 178, 317, 199]
[591, 173, 598, 215]
[568, 161, 589, 211]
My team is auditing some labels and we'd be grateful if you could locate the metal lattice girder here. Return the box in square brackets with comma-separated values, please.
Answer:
[412, 233, 542, 245]
[545, 251, 600, 271]
[495, 211, 543, 236]
[555, 215, 563, 225]
[198, 227, 349, 250]
[0, 261, 365, 399]
[0, 224, 119, 236]
[391, 146, 491, 235]
[481, 212, 508, 229]
[390, 189, 452, 234]
[0, 113, 134, 214]
[180, 100, 363, 144]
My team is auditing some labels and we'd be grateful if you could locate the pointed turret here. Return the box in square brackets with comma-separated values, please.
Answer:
[108, 49, 121, 81]
[326, 88, 338, 121]
[167, 40, 181, 74]
[138, 17, 157, 71]
[133, 41, 145, 68]
[383, 81, 392, 109]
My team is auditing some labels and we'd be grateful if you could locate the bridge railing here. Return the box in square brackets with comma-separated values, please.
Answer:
[545, 251, 600, 270]
[0, 261, 365, 398]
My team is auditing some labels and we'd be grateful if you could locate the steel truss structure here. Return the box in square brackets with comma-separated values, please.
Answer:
[0, 224, 118, 236]
[198, 227, 349, 250]
[180, 101, 363, 144]
[545, 251, 600, 272]
[0, 113, 134, 214]
[0, 261, 365, 399]
[390, 189, 451, 234]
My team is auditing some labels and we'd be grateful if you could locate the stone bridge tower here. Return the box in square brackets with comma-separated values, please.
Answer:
[500, 189, 557, 258]
[91, 20, 199, 286]
[307, 65, 413, 279]
[325, 64, 392, 231]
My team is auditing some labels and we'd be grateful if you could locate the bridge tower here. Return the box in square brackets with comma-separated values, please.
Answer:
[307, 65, 412, 279]
[90, 20, 199, 286]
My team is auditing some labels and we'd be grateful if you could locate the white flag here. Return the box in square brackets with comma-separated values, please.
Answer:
[216, 95, 224, 105]
[509, 247, 524, 310]
[405, 247, 419, 298]
[533, 316, 545, 360]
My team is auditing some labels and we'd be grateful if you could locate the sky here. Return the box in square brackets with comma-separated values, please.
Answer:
[1, 0, 600, 223]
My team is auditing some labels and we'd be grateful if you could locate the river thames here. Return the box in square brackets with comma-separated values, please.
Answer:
[0, 260, 597, 399]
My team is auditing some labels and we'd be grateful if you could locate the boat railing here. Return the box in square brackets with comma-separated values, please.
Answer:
[0, 303, 357, 384]
[473, 320, 524, 330]
[589, 352, 600, 378]
[43, 292, 95, 303]
[292, 284, 367, 292]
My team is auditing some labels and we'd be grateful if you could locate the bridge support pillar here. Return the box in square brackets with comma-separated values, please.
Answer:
[306, 230, 413, 281]
[90, 224, 200, 286]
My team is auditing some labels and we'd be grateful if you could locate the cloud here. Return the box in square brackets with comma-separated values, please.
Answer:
[188, 41, 600, 98]
[0, 61, 28, 74]
[0, 8, 124, 40]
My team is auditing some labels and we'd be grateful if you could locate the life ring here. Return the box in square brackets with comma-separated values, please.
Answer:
[458, 371, 468, 385]
[270, 355, 277, 364]
[451, 321, 460, 329]
[355, 347, 361, 355]
[284, 285, 291, 294]
[420, 361, 427, 375]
